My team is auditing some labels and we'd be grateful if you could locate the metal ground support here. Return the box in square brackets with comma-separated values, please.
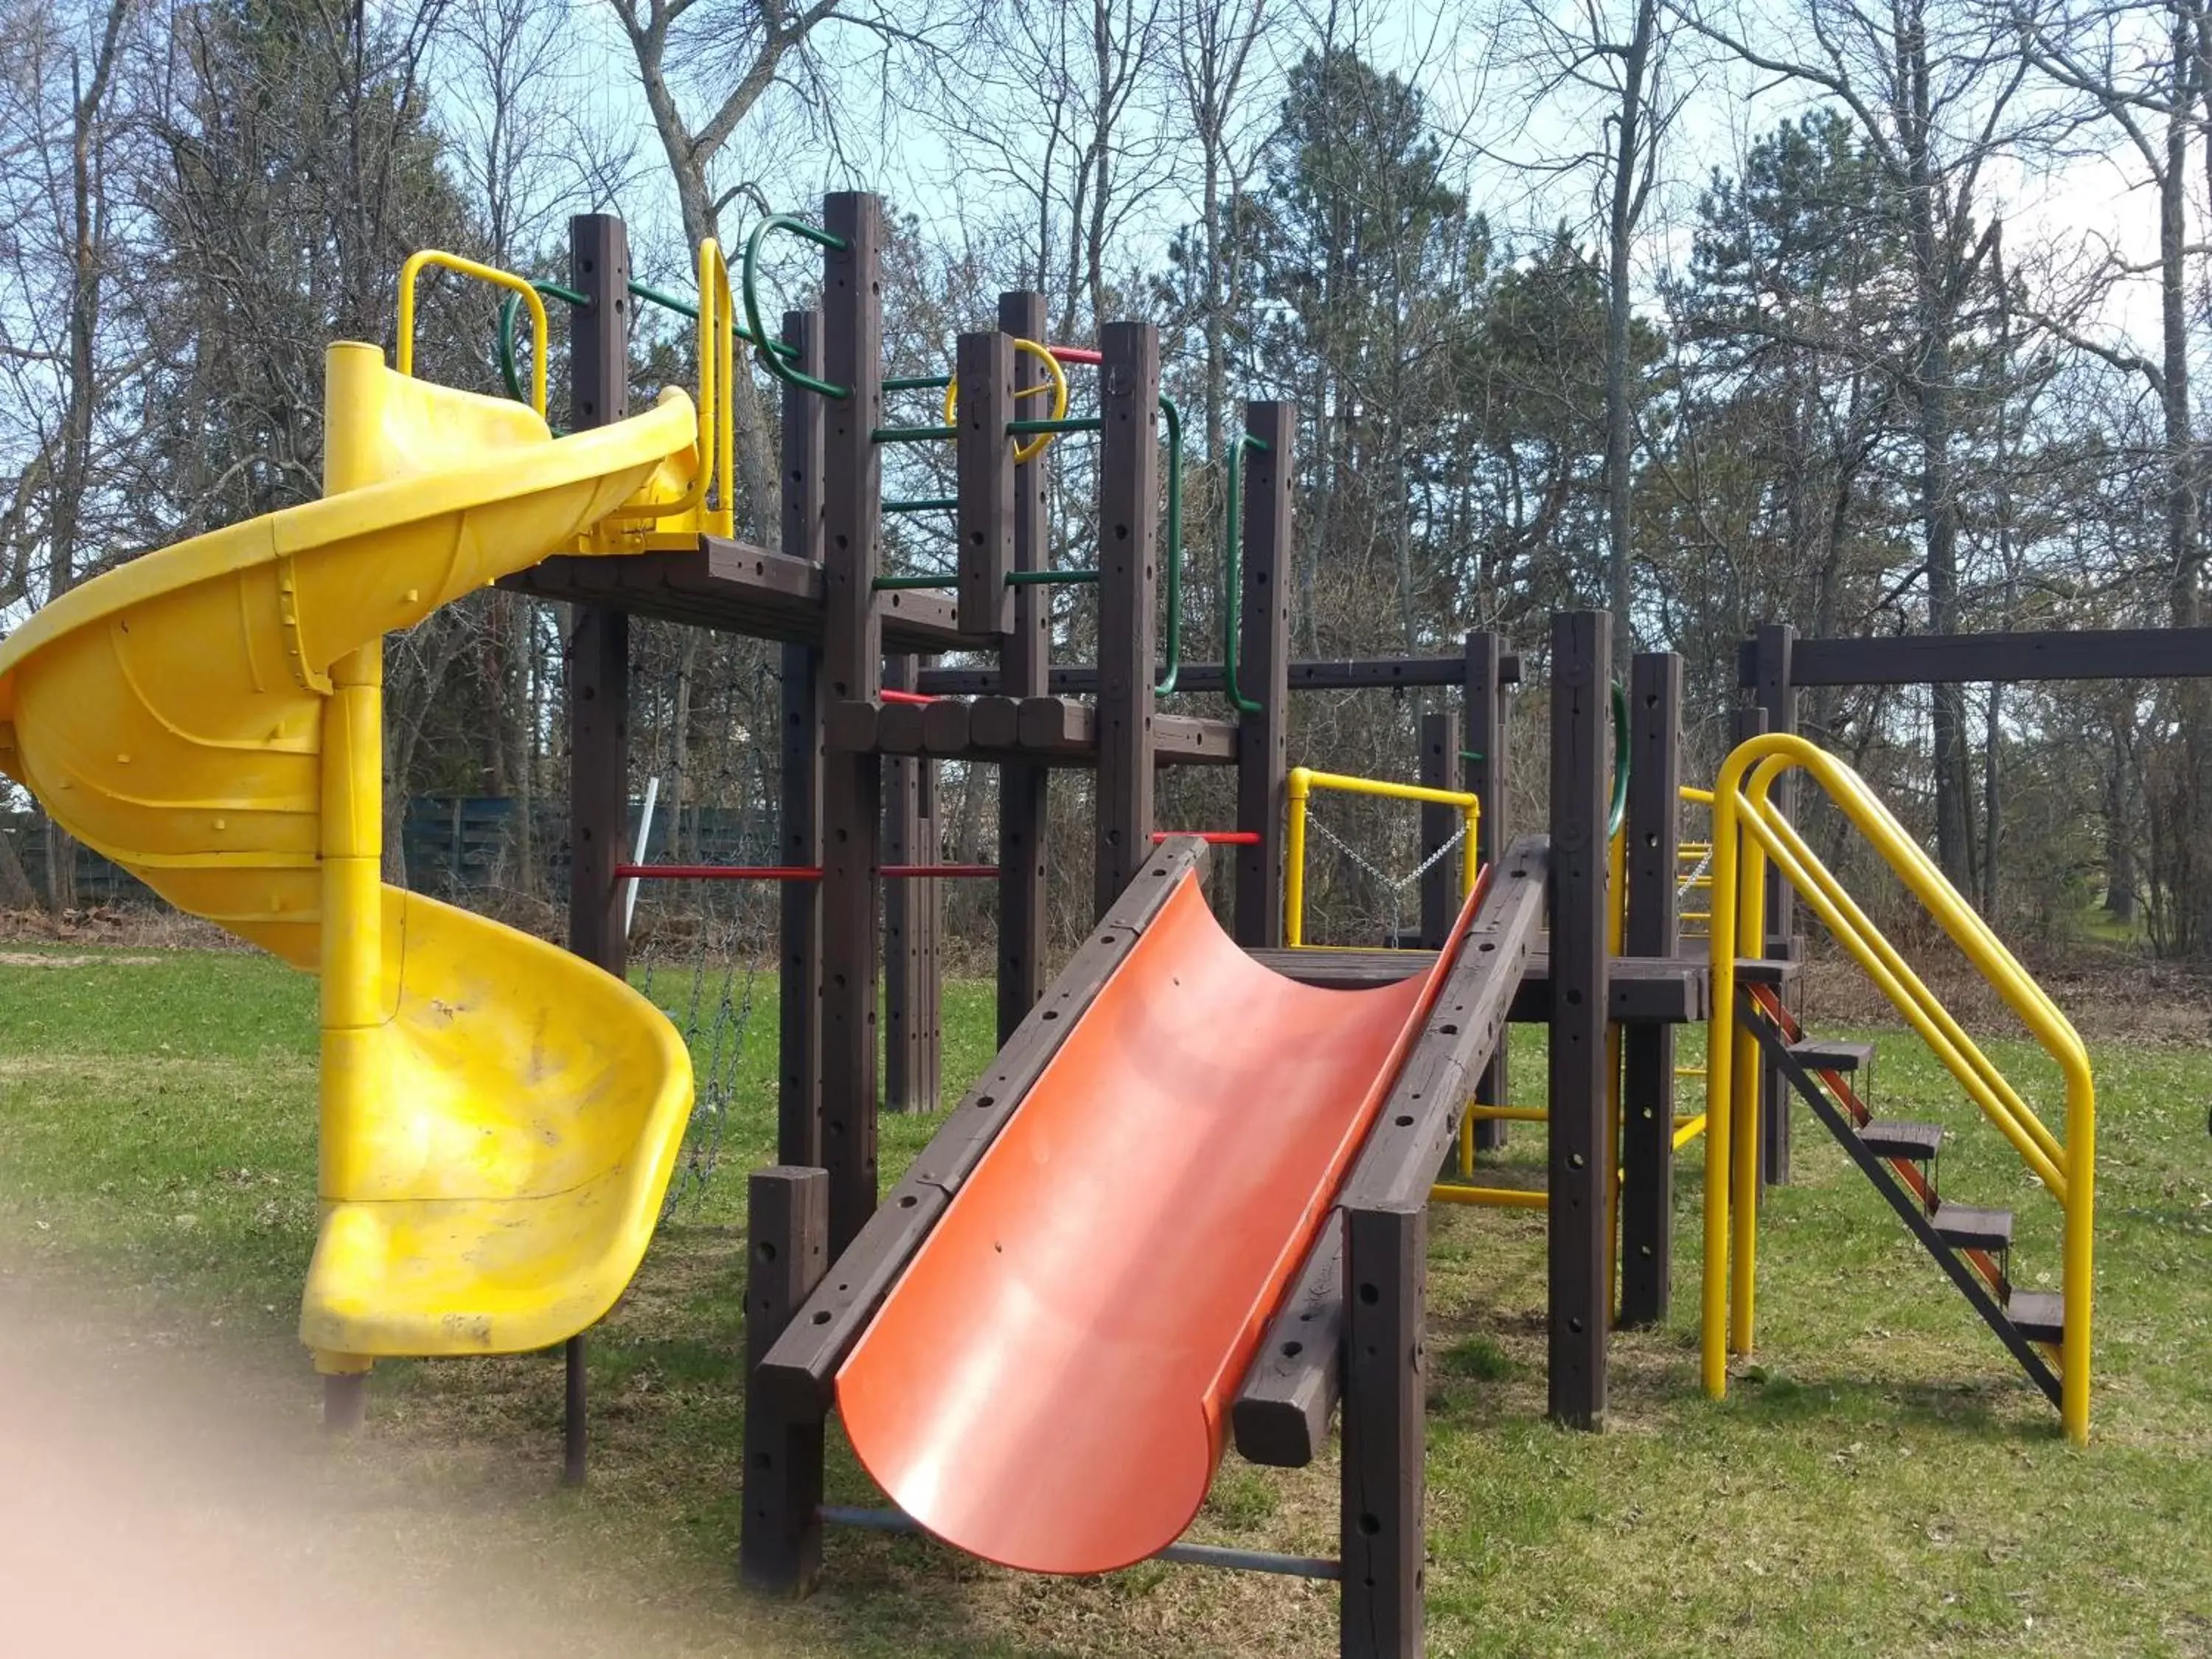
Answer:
[817, 1508, 1341, 1581]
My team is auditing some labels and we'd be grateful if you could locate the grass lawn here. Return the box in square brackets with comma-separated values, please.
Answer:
[1, 941, 2211, 1655]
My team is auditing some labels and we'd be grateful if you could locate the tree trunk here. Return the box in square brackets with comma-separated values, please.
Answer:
[1604, 0, 1657, 662]
[0, 823, 35, 911]
[1899, 3, 1972, 888]
[2104, 702, 2138, 922]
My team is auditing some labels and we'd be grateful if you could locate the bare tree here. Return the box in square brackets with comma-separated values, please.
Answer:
[0, 0, 137, 908]
[1169, 0, 1271, 462]
[1685, 0, 2048, 886]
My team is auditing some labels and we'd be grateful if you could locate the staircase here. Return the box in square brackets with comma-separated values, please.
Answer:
[1702, 734, 2094, 1441]
[1736, 978, 2064, 1408]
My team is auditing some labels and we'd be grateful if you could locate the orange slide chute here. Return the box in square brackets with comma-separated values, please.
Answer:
[836, 866, 1480, 1575]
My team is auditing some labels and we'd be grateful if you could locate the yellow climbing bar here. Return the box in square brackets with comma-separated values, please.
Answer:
[603, 238, 735, 540]
[1430, 1183, 1548, 1211]
[1702, 734, 2095, 1444]
[1284, 766, 1479, 949]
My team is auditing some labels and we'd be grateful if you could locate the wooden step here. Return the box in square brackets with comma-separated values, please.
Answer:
[1788, 1037, 1874, 1074]
[1932, 1200, 2013, 1252]
[1857, 1119, 1944, 1161]
[2006, 1290, 2065, 1345]
[1733, 957, 1798, 986]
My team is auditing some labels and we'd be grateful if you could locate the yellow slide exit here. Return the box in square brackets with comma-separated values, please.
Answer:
[0, 341, 700, 1373]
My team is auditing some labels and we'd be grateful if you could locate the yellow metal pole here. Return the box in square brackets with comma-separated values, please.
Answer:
[1728, 778, 1766, 1357]
[1606, 824, 1626, 1315]
[313, 344, 389, 1380]
[1466, 1103, 1551, 1123]
[1430, 1184, 1549, 1210]
[1702, 757, 1741, 1401]
[1460, 800, 1481, 901]
[1284, 768, 1310, 948]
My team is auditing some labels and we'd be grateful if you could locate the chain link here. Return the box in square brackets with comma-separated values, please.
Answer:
[1307, 810, 1468, 944]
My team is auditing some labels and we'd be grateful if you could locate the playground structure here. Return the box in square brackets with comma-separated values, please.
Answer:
[0, 192, 2116, 1655]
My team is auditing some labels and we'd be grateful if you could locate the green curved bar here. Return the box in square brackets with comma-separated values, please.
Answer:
[496, 280, 586, 406]
[742, 215, 850, 400]
[627, 277, 798, 364]
[1155, 395, 1183, 696]
[1219, 433, 1269, 716]
[1609, 678, 1632, 839]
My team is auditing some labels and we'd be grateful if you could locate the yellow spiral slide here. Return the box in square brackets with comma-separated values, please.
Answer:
[0, 342, 700, 1377]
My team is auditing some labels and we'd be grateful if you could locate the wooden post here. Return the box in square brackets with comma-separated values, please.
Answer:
[1548, 609, 1610, 1430]
[956, 330, 1015, 638]
[1093, 321, 1159, 917]
[558, 211, 631, 1486]
[818, 192, 884, 1253]
[882, 656, 939, 1113]
[1618, 651, 1682, 1326]
[1234, 401, 1294, 947]
[778, 309, 825, 1168]
[739, 1167, 830, 1596]
[1419, 709, 1461, 947]
[1749, 625, 1797, 1188]
[1464, 631, 1511, 1151]
[1339, 1203, 1426, 1658]
[996, 291, 1050, 1044]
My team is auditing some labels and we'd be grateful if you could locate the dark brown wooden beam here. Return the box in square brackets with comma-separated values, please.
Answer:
[818, 189, 884, 1256]
[1464, 630, 1512, 1152]
[1094, 321, 1159, 916]
[997, 290, 1051, 1047]
[1235, 401, 1294, 945]
[1244, 947, 1705, 1021]
[1418, 709, 1461, 950]
[1745, 625, 2212, 686]
[1548, 611, 1610, 1430]
[559, 209, 631, 1484]
[882, 656, 939, 1115]
[955, 329, 1015, 636]
[739, 1167, 829, 1595]
[1338, 1203, 1426, 1658]
[825, 696, 1234, 766]
[777, 307, 826, 1169]
[916, 653, 1524, 697]
[777, 642, 823, 1165]
[1618, 650, 1681, 1328]
[501, 537, 989, 655]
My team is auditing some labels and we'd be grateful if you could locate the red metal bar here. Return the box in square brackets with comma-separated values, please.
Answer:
[616, 863, 1001, 880]
[1149, 830, 1262, 846]
[1047, 345, 1102, 366]
[880, 688, 937, 706]
[617, 864, 824, 880]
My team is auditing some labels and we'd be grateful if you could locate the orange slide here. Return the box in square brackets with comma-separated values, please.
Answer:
[836, 864, 1480, 1575]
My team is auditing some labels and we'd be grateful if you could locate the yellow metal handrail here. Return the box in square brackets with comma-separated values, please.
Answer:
[397, 251, 549, 417]
[1283, 767, 1479, 950]
[601, 239, 734, 536]
[1702, 734, 2095, 1443]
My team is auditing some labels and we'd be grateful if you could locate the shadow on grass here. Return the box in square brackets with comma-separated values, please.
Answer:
[1722, 1364, 2064, 1442]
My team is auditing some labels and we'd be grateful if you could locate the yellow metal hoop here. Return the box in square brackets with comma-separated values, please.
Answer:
[944, 338, 1069, 464]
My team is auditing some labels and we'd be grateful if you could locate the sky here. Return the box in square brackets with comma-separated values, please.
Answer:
[490, 0, 2161, 362]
